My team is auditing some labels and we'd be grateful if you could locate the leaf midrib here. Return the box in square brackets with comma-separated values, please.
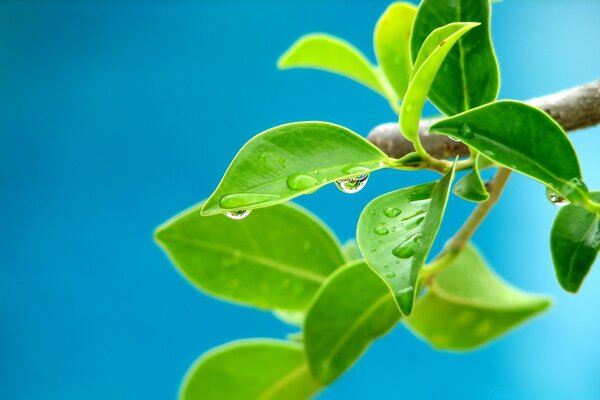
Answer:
[259, 363, 310, 400]
[162, 233, 327, 284]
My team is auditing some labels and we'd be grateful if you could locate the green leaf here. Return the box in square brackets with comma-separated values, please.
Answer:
[430, 101, 587, 203]
[407, 245, 551, 350]
[202, 122, 388, 216]
[357, 163, 456, 316]
[304, 261, 400, 384]
[180, 340, 321, 400]
[551, 192, 600, 293]
[410, 0, 499, 115]
[155, 202, 344, 311]
[453, 154, 490, 202]
[273, 310, 305, 327]
[400, 22, 480, 142]
[278, 34, 387, 96]
[342, 239, 362, 262]
[374, 2, 417, 100]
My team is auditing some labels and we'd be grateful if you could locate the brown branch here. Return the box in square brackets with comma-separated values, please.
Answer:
[368, 79, 600, 159]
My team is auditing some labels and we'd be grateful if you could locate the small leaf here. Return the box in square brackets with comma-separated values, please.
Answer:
[551, 192, 600, 293]
[374, 2, 417, 100]
[407, 245, 551, 350]
[400, 22, 479, 142]
[342, 239, 362, 262]
[180, 340, 321, 400]
[202, 122, 388, 216]
[357, 163, 456, 316]
[278, 34, 386, 96]
[155, 203, 344, 311]
[304, 261, 400, 383]
[431, 101, 587, 203]
[411, 0, 499, 115]
[453, 154, 490, 202]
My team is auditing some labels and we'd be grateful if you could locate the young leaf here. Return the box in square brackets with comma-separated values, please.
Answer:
[407, 245, 551, 350]
[411, 0, 499, 115]
[400, 22, 479, 142]
[430, 101, 587, 203]
[180, 340, 321, 400]
[304, 261, 400, 384]
[342, 239, 362, 262]
[357, 163, 456, 316]
[155, 203, 344, 311]
[202, 122, 388, 216]
[374, 2, 417, 100]
[453, 154, 490, 202]
[278, 34, 386, 96]
[551, 192, 600, 293]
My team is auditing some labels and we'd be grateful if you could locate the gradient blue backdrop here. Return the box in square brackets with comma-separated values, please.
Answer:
[1, 1, 599, 399]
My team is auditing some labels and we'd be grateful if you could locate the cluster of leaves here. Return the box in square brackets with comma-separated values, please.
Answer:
[156, 0, 600, 398]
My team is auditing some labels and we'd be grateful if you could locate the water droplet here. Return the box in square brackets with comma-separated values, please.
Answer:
[390, 226, 397, 232]
[374, 226, 389, 235]
[396, 286, 414, 296]
[386, 272, 396, 278]
[370, 247, 376, 253]
[369, 209, 376, 216]
[342, 164, 370, 175]
[392, 234, 421, 258]
[546, 187, 570, 207]
[278, 157, 286, 168]
[458, 123, 473, 139]
[225, 210, 251, 220]
[405, 217, 425, 230]
[558, 178, 589, 206]
[220, 193, 280, 209]
[383, 207, 402, 218]
[335, 174, 369, 194]
[286, 173, 319, 191]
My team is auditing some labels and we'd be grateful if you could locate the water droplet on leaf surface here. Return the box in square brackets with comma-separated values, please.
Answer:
[386, 272, 396, 278]
[335, 174, 369, 194]
[546, 187, 570, 207]
[225, 210, 251, 220]
[374, 226, 389, 235]
[286, 173, 318, 191]
[384, 207, 402, 218]
[392, 234, 421, 258]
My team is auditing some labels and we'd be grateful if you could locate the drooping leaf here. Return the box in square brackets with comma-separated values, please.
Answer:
[202, 122, 388, 216]
[551, 192, 600, 293]
[304, 261, 400, 383]
[411, 0, 499, 115]
[374, 2, 417, 100]
[342, 239, 362, 262]
[453, 154, 490, 202]
[155, 203, 344, 311]
[278, 34, 387, 96]
[357, 163, 456, 316]
[407, 244, 551, 350]
[400, 22, 479, 142]
[430, 101, 587, 203]
[273, 310, 305, 327]
[180, 340, 321, 400]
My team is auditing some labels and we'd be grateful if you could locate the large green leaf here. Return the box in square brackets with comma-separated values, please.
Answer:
[374, 2, 417, 100]
[202, 122, 388, 216]
[155, 202, 344, 311]
[431, 101, 587, 203]
[410, 0, 499, 115]
[400, 22, 479, 142]
[278, 34, 386, 96]
[180, 340, 321, 400]
[551, 192, 600, 293]
[357, 164, 455, 316]
[304, 261, 400, 384]
[407, 245, 551, 350]
[453, 154, 490, 202]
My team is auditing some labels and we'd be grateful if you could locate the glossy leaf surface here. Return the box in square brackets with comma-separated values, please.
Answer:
[304, 261, 400, 383]
[357, 165, 455, 316]
[411, 0, 499, 115]
[453, 154, 490, 202]
[431, 101, 586, 203]
[408, 245, 551, 350]
[374, 2, 417, 100]
[551, 192, 600, 293]
[180, 340, 321, 400]
[156, 203, 344, 310]
[202, 122, 388, 216]
[278, 34, 386, 96]
[401, 22, 479, 142]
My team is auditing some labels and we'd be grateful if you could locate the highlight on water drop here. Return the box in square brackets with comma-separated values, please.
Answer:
[224, 210, 251, 220]
[335, 174, 369, 194]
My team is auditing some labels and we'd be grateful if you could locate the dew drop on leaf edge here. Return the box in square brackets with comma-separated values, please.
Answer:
[546, 187, 570, 207]
[335, 174, 369, 194]
[225, 210, 251, 220]
[383, 207, 402, 218]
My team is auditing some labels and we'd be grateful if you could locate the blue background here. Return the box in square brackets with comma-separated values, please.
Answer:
[1, 1, 599, 399]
